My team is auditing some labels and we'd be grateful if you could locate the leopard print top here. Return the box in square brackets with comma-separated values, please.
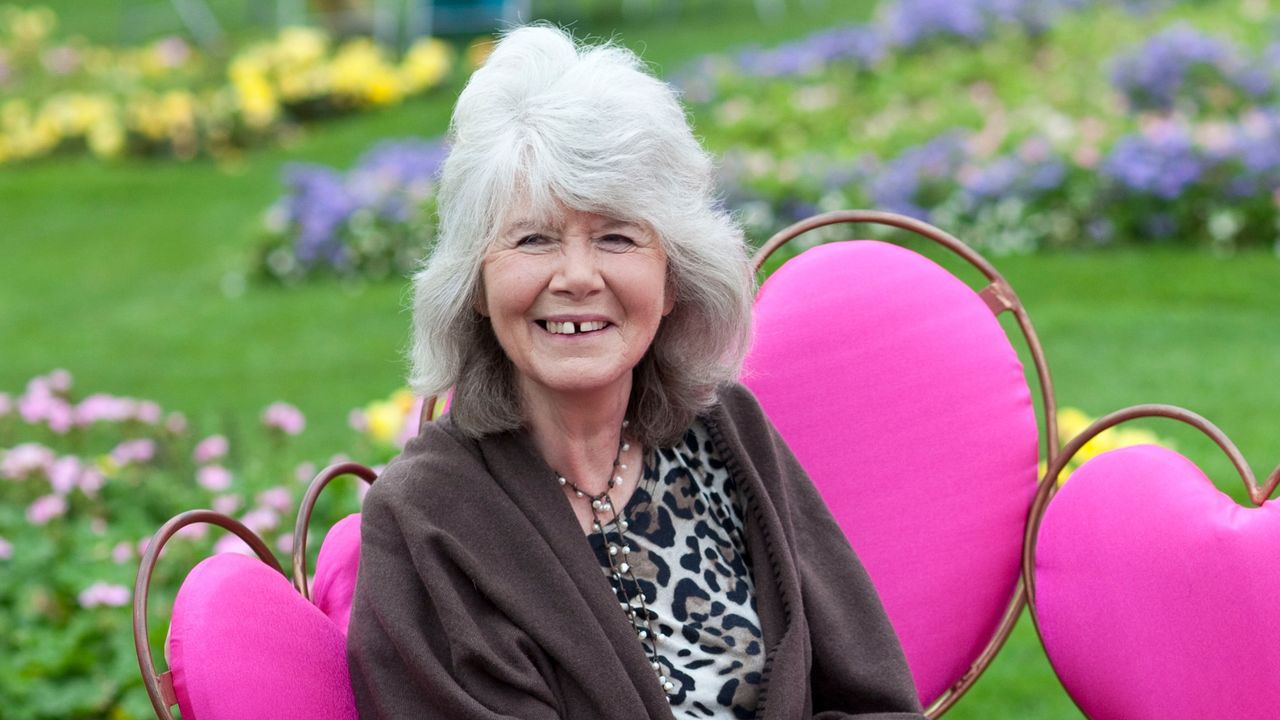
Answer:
[587, 419, 764, 719]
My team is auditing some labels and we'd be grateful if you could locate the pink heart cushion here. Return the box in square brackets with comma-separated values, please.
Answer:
[312, 513, 363, 636]
[744, 240, 1039, 705]
[1033, 444, 1280, 719]
[168, 553, 358, 720]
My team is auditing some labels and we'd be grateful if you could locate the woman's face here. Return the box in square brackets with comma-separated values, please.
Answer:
[478, 205, 674, 406]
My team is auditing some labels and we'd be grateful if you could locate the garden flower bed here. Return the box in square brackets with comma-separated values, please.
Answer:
[0, 5, 454, 164]
[252, 0, 1280, 284]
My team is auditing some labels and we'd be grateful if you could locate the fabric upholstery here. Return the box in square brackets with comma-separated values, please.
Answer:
[312, 512, 363, 636]
[1033, 444, 1280, 719]
[168, 553, 358, 720]
[743, 240, 1039, 705]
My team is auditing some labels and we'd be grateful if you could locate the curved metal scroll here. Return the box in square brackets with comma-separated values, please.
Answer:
[132, 511, 284, 720]
[292, 394, 442, 599]
[291, 462, 378, 600]
[753, 210, 1059, 718]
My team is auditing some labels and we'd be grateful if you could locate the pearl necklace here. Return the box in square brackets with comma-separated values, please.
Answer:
[554, 420, 675, 697]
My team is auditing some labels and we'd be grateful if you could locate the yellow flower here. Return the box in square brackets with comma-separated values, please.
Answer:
[363, 390, 421, 446]
[87, 118, 125, 157]
[400, 38, 452, 93]
[277, 26, 329, 65]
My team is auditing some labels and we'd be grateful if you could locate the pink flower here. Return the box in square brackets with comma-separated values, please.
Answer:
[197, 465, 232, 492]
[0, 392, 11, 417]
[262, 402, 306, 435]
[90, 517, 107, 535]
[48, 456, 82, 495]
[135, 401, 162, 424]
[78, 582, 131, 608]
[111, 541, 133, 564]
[165, 412, 188, 434]
[213, 493, 241, 515]
[276, 534, 294, 554]
[45, 399, 74, 434]
[26, 494, 67, 525]
[79, 468, 105, 495]
[192, 435, 229, 463]
[110, 439, 156, 466]
[257, 486, 292, 513]
[240, 507, 280, 534]
[75, 394, 135, 426]
[0, 536, 12, 561]
[348, 409, 368, 432]
[176, 523, 209, 541]
[214, 534, 253, 556]
[46, 369, 73, 393]
[137, 537, 152, 556]
[2, 443, 55, 480]
[294, 461, 316, 484]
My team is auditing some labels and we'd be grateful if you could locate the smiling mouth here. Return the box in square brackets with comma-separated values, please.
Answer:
[536, 320, 612, 335]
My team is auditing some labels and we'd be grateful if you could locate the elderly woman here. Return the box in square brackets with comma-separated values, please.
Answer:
[347, 25, 924, 720]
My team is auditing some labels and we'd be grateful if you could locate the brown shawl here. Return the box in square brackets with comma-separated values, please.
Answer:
[347, 383, 924, 719]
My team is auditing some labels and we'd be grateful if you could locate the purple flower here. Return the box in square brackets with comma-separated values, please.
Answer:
[197, 465, 233, 492]
[26, 494, 68, 525]
[0, 536, 11, 561]
[1109, 25, 1262, 112]
[78, 582, 131, 608]
[193, 435, 229, 463]
[868, 134, 969, 220]
[282, 164, 358, 268]
[3, 443, 56, 480]
[110, 439, 156, 466]
[350, 139, 449, 221]
[262, 402, 306, 435]
[1103, 125, 1205, 200]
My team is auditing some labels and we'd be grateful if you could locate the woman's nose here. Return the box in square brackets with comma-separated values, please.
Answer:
[551, 240, 603, 296]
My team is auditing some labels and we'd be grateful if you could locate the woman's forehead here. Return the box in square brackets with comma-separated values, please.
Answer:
[499, 204, 643, 234]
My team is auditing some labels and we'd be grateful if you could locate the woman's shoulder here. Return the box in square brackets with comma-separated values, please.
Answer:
[362, 414, 489, 519]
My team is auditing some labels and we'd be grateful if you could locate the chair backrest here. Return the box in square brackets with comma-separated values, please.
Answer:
[134, 464, 378, 720]
[1026, 406, 1280, 719]
[742, 211, 1055, 715]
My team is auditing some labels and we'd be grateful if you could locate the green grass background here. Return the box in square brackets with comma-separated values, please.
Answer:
[3, 1, 1279, 717]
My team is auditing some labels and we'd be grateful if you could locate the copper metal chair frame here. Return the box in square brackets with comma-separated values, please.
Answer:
[1021, 403, 1280, 716]
[753, 210, 1060, 718]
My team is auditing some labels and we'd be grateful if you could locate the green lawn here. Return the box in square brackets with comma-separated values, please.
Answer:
[4, 1, 1279, 717]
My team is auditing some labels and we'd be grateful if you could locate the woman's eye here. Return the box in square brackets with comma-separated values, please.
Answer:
[599, 234, 634, 248]
[517, 234, 548, 247]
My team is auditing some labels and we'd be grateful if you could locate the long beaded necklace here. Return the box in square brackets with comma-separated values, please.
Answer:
[553, 420, 676, 698]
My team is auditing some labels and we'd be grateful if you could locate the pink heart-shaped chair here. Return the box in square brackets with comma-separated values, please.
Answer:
[134, 463, 378, 720]
[743, 210, 1057, 715]
[1027, 405, 1280, 719]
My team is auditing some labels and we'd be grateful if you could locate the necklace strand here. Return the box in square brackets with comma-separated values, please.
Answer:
[554, 421, 674, 697]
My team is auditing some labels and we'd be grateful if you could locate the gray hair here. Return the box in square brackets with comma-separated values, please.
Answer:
[408, 24, 754, 446]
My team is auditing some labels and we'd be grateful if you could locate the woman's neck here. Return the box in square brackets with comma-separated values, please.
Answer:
[521, 378, 631, 497]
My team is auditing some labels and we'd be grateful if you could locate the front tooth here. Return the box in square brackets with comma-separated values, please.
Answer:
[561, 322, 575, 335]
